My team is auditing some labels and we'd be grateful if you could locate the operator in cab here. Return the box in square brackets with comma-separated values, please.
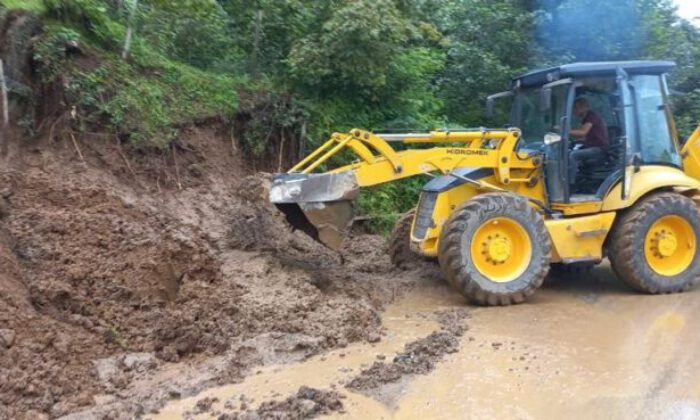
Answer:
[569, 97, 610, 186]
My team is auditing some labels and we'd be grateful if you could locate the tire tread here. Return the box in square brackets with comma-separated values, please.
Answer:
[609, 192, 700, 294]
[437, 193, 551, 306]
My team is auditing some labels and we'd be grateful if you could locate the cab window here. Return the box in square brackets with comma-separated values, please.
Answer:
[512, 84, 569, 146]
[632, 75, 681, 166]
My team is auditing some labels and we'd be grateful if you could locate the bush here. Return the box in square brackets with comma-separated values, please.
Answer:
[65, 59, 238, 147]
[32, 26, 81, 83]
[357, 177, 427, 235]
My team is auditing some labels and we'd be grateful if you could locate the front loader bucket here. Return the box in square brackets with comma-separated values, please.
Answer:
[270, 172, 360, 250]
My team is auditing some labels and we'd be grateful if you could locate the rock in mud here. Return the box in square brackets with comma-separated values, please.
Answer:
[94, 357, 120, 385]
[193, 396, 219, 414]
[121, 352, 157, 372]
[0, 329, 16, 348]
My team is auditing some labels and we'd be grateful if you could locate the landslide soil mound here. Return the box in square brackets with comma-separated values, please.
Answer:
[0, 125, 417, 418]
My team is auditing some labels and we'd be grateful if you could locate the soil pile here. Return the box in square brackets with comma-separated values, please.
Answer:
[0, 124, 415, 418]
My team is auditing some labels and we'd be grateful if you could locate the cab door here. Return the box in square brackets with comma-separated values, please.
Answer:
[540, 80, 574, 204]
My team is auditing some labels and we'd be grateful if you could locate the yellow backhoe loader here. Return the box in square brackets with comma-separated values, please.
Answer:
[270, 61, 700, 305]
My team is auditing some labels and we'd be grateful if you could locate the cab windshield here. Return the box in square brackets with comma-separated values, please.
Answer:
[510, 84, 570, 146]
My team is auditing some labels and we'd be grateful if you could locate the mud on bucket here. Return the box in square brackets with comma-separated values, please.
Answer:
[270, 172, 360, 250]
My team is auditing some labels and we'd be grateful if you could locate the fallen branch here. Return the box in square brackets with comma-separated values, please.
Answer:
[172, 146, 182, 190]
[230, 128, 238, 155]
[48, 113, 66, 143]
[68, 132, 86, 165]
[114, 135, 140, 186]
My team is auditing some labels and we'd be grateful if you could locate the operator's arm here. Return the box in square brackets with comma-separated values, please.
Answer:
[570, 122, 593, 139]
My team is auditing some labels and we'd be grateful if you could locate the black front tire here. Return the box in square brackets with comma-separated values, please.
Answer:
[437, 193, 551, 306]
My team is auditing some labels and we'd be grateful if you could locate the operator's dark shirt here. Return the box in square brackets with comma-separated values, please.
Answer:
[581, 110, 609, 149]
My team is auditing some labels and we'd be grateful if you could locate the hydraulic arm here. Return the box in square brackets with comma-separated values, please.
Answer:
[270, 128, 542, 249]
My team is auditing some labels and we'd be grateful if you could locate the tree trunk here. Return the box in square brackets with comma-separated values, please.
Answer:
[121, 0, 139, 60]
[0, 59, 8, 155]
[0, 59, 8, 128]
[251, 9, 263, 80]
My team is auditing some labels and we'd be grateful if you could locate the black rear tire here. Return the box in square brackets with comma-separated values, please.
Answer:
[437, 193, 551, 306]
[608, 192, 700, 294]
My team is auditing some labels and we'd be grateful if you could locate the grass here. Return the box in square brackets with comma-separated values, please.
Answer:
[31, 5, 240, 149]
[2, 0, 46, 12]
[86, 57, 239, 147]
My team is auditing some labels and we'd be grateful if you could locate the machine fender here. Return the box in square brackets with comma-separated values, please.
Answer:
[422, 167, 493, 192]
[413, 167, 492, 244]
[601, 166, 700, 212]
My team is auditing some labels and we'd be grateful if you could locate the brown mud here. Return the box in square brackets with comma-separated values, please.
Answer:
[3, 127, 700, 420]
[0, 125, 423, 419]
[153, 266, 700, 420]
[346, 308, 467, 393]
[218, 387, 344, 419]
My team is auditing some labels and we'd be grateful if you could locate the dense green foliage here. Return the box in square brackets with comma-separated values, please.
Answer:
[5, 0, 700, 231]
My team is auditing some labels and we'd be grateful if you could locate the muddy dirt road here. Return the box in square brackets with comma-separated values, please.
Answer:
[154, 263, 700, 419]
[2, 125, 700, 419]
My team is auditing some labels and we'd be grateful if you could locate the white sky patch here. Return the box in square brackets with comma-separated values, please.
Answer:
[675, 0, 700, 22]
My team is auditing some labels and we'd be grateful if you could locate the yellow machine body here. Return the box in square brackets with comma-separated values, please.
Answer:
[279, 125, 700, 276]
[270, 61, 700, 305]
[270, 125, 700, 263]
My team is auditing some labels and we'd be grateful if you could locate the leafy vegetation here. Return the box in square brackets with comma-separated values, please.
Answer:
[4, 0, 700, 230]
[2, 0, 45, 12]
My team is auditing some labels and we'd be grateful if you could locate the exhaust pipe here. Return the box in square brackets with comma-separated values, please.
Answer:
[270, 172, 359, 250]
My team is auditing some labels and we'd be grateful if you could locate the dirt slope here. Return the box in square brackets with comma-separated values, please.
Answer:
[0, 125, 416, 418]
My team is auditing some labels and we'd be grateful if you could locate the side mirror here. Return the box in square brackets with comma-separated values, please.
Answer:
[485, 97, 495, 118]
[544, 132, 562, 145]
[539, 87, 552, 112]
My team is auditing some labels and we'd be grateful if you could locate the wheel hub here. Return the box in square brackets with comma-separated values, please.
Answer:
[644, 215, 697, 277]
[652, 230, 678, 258]
[471, 217, 532, 283]
[484, 236, 511, 264]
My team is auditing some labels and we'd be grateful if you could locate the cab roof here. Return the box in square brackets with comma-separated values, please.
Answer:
[513, 60, 676, 89]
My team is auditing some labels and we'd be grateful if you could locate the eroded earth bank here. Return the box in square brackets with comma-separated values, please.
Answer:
[0, 124, 439, 419]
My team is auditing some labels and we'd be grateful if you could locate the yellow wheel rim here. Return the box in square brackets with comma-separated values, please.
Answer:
[644, 215, 697, 276]
[470, 217, 532, 283]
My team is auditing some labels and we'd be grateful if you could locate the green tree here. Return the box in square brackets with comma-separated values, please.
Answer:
[437, 0, 533, 125]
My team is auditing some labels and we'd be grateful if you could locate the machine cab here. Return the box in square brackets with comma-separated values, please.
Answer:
[489, 61, 682, 210]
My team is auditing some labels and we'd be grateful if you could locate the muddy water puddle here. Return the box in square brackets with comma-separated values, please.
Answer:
[152, 283, 462, 418]
[153, 265, 700, 419]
